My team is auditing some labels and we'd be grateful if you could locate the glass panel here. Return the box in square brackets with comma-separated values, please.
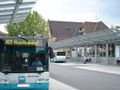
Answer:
[0, 7, 14, 11]
[22, 0, 37, 3]
[21, 3, 35, 6]
[0, 11, 13, 15]
[0, 15, 12, 20]
[17, 9, 30, 14]
[0, 19, 10, 23]
[15, 15, 27, 19]
[0, 1, 15, 5]
[19, 4, 34, 9]
[0, 0, 37, 23]
[17, 8, 31, 13]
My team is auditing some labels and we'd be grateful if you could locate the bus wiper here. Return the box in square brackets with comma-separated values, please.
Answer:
[1, 67, 12, 74]
[17, 36, 28, 42]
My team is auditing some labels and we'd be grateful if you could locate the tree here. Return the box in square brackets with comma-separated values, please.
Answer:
[5, 11, 48, 38]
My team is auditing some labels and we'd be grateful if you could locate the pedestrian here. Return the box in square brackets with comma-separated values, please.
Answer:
[83, 55, 88, 64]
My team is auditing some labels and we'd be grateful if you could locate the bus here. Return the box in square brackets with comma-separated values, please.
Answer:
[0, 36, 53, 90]
[52, 51, 66, 63]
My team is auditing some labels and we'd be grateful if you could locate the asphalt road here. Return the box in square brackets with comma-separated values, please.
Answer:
[50, 62, 120, 90]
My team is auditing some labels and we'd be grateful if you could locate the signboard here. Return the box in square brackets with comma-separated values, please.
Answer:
[5, 39, 43, 46]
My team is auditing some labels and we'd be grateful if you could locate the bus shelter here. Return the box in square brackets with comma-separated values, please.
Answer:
[0, 0, 37, 23]
[50, 29, 120, 65]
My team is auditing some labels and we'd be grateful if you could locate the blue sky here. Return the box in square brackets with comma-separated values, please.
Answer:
[0, 0, 120, 32]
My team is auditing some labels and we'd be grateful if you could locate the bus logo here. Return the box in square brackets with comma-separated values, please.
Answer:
[18, 76, 26, 84]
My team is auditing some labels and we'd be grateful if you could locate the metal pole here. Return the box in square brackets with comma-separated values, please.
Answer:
[10, 0, 23, 23]
[106, 43, 108, 64]
[95, 44, 97, 63]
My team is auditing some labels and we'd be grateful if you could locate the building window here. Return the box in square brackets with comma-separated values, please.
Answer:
[66, 28, 71, 31]
[78, 27, 84, 35]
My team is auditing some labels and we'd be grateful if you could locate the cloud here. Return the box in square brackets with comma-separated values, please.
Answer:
[33, 0, 120, 25]
[33, 0, 99, 21]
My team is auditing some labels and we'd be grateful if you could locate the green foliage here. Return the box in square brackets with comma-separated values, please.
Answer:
[5, 11, 48, 38]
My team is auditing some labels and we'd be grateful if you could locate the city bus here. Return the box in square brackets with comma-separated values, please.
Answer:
[0, 36, 53, 90]
[52, 51, 66, 63]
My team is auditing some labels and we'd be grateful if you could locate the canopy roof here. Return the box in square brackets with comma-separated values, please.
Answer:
[50, 29, 120, 49]
[0, 0, 37, 24]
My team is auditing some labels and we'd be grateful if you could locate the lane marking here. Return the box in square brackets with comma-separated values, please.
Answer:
[53, 63, 77, 66]
[75, 66, 120, 75]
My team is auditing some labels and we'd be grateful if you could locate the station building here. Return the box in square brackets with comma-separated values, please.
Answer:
[48, 20, 120, 65]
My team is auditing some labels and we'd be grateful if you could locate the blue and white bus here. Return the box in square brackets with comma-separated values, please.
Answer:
[0, 36, 53, 90]
[52, 51, 66, 63]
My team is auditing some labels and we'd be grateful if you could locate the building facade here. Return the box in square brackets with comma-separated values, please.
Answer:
[48, 20, 109, 43]
[48, 20, 118, 64]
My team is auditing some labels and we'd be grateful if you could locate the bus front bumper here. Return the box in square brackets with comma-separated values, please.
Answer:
[0, 83, 48, 90]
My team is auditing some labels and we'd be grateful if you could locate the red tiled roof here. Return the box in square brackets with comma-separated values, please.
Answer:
[48, 20, 83, 41]
[48, 20, 109, 41]
[84, 21, 109, 33]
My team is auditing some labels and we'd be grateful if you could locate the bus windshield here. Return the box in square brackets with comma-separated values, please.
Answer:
[57, 52, 66, 56]
[0, 45, 48, 73]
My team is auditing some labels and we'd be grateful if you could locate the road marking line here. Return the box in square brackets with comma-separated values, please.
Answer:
[75, 66, 120, 75]
[53, 63, 77, 66]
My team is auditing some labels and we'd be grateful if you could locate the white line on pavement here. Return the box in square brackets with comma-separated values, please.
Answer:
[75, 66, 120, 75]
[53, 63, 77, 66]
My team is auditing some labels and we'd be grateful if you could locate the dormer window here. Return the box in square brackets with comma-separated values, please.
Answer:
[78, 27, 84, 34]
[66, 28, 71, 30]
[79, 27, 83, 31]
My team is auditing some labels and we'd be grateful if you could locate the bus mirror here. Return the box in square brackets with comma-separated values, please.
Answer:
[48, 47, 54, 59]
[0, 39, 5, 45]
[0, 39, 5, 52]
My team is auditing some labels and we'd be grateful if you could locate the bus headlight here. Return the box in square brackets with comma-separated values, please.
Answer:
[36, 79, 49, 83]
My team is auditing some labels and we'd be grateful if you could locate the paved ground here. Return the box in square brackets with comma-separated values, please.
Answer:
[49, 78, 77, 90]
[57, 62, 120, 75]
[50, 62, 120, 90]
[75, 63, 120, 75]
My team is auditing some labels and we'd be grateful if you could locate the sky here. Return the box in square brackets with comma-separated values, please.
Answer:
[0, 0, 120, 33]
[33, 0, 120, 25]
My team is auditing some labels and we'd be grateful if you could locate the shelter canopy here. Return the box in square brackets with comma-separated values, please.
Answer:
[50, 29, 120, 49]
[0, 0, 37, 23]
